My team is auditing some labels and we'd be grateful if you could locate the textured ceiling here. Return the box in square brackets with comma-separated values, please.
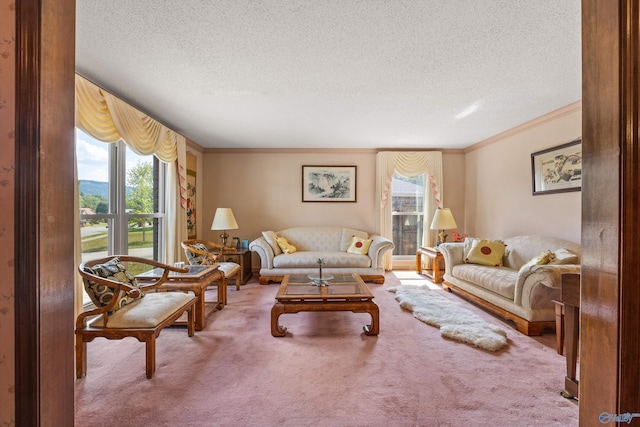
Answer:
[75, 1, 582, 150]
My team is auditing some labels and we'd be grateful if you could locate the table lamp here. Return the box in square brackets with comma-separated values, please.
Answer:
[211, 208, 238, 247]
[430, 208, 457, 246]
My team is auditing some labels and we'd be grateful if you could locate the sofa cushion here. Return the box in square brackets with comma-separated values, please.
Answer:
[465, 239, 506, 267]
[273, 251, 371, 269]
[262, 231, 282, 255]
[276, 237, 297, 254]
[346, 236, 372, 254]
[452, 264, 517, 300]
[340, 228, 369, 251]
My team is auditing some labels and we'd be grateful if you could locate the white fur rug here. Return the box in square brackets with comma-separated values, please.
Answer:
[388, 285, 508, 351]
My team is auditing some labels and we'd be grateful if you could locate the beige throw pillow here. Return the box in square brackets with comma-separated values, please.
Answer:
[346, 236, 373, 254]
[262, 231, 282, 255]
[464, 239, 506, 267]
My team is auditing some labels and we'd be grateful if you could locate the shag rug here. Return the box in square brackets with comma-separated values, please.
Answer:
[388, 285, 508, 351]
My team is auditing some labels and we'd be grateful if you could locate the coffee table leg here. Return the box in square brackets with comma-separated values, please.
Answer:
[271, 303, 287, 337]
[362, 301, 379, 336]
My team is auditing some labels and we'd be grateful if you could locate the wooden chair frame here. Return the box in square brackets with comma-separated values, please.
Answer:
[76, 256, 197, 379]
[181, 239, 241, 290]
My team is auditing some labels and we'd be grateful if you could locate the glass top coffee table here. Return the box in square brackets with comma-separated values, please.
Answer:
[271, 273, 379, 337]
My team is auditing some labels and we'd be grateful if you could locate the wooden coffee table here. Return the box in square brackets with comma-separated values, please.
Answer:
[271, 273, 379, 337]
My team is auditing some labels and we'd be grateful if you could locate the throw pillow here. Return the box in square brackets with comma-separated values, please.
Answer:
[276, 236, 297, 254]
[549, 248, 580, 265]
[347, 236, 373, 254]
[531, 250, 556, 265]
[184, 242, 211, 265]
[340, 228, 369, 251]
[83, 257, 144, 313]
[464, 239, 506, 267]
[463, 237, 477, 259]
[262, 231, 282, 255]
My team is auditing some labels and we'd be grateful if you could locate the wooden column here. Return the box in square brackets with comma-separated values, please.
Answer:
[15, 0, 76, 425]
[581, 0, 640, 422]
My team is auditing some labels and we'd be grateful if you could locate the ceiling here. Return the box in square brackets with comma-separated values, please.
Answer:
[75, 1, 582, 150]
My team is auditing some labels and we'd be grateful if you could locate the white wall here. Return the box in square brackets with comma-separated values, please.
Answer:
[464, 106, 582, 243]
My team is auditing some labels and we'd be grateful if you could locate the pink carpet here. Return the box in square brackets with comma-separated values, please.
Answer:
[74, 271, 578, 426]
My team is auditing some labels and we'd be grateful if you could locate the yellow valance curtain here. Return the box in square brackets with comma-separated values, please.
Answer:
[75, 74, 187, 208]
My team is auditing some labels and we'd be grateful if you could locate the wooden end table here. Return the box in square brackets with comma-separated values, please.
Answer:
[416, 246, 444, 283]
[271, 273, 379, 337]
[213, 247, 253, 285]
[137, 265, 225, 331]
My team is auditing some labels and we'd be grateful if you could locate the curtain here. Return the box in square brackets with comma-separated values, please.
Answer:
[74, 74, 188, 265]
[376, 151, 443, 270]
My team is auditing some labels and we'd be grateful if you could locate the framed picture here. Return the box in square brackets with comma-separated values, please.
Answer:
[531, 138, 582, 195]
[302, 165, 357, 202]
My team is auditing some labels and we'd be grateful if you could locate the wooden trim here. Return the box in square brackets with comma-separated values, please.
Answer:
[464, 101, 582, 153]
[441, 281, 555, 336]
[15, 1, 42, 424]
[15, 0, 76, 424]
[581, 0, 640, 419]
[618, 0, 640, 413]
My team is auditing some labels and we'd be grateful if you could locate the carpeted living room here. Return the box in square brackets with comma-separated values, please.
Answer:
[74, 271, 578, 426]
[12, 2, 640, 426]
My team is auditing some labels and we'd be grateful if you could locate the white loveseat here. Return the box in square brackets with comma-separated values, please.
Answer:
[249, 226, 394, 285]
[438, 235, 580, 336]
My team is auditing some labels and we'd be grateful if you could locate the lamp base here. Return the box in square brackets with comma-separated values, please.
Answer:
[219, 231, 229, 247]
[436, 230, 448, 246]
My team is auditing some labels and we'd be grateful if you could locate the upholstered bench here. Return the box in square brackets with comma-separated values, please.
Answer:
[76, 256, 198, 379]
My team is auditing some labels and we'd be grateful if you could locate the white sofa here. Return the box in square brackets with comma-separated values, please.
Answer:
[249, 226, 394, 285]
[438, 235, 580, 336]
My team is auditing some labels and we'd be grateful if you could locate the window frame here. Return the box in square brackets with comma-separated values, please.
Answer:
[78, 135, 167, 261]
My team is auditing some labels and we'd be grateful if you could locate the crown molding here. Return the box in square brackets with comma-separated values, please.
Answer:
[464, 100, 582, 153]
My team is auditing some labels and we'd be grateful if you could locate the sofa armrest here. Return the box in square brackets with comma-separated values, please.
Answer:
[438, 242, 465, 277]
[515, 264, 581, 307]
[368, 235, 395, 268]
[249, 237, 274, 269]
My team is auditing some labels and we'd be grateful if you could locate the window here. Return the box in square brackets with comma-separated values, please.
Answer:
[77, 128, 166, 272]
[391, 173, 425, 257]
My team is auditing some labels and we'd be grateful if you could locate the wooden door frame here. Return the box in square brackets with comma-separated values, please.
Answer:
[581, 0, 640, 422]
[15, 0, 76, 425]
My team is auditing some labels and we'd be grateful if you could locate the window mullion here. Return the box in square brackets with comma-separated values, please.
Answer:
[111, 141, 128, 254]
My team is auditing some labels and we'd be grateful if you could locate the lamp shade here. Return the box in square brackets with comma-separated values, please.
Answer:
[211, 208, 239, 230]
[430, 208, 457, 230]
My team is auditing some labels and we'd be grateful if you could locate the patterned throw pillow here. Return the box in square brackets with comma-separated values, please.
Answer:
[83, 257, 143, 312]
[464, 239, 506, 267]
[549, 248, 580, 265]
[184, 242, 211, 265]
[347, 236, 373, 254]
[276, 236, 297, 254]
[531, 250, 556, 265]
